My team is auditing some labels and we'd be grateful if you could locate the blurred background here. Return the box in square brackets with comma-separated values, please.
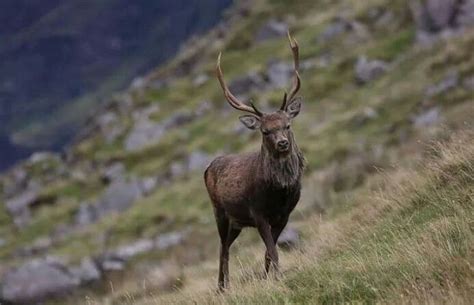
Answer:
[0, 0, 473, 304]
[0, 0, 232, 171]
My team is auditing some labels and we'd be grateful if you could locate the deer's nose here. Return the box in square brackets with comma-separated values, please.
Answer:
[277, 139, 289, 150]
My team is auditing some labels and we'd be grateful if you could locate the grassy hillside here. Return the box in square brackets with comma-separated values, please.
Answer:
[148, 131, 473, 305]
[0, 0, 473, 304]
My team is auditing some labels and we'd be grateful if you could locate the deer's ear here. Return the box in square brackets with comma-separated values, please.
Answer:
[286, 97, 302, 119]
[239, 115, 261, 130]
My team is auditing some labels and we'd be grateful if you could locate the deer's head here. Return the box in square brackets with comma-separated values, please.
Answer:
[216, 31, 301, 156]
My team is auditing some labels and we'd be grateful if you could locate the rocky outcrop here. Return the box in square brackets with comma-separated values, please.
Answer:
[0, 258, 80, 304]
[75, 178, 144, 226]
[255, 19, 288, 43]
[410, 0, 474, 44]
[354, 56, 389, 85]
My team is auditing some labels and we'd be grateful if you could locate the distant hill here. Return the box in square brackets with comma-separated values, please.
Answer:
[0, 0, 232, 171]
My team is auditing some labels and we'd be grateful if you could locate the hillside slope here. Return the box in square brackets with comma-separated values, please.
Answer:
[0, 0, 231, 169]
[0, 0, 473, 304]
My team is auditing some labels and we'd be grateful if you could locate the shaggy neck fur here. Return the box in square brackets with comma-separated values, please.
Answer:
[259, 132, 305, 188]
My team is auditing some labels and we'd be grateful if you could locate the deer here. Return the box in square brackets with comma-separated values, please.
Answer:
[204, 31, 305, 291]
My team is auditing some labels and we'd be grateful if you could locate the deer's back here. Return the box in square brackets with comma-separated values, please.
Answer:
[204, 152, 258, 206]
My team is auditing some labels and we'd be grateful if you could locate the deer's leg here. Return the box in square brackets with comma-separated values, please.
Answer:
[216, 210, 241, 291]
[255, 215, 279, 274]
[265, 219, 288, 273]
[215, 208, 229, 291]
[222, 225, 241, 289]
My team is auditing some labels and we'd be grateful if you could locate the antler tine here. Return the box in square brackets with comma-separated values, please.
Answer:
[216, 53, 262, 116]
[281, 31, 301, 111]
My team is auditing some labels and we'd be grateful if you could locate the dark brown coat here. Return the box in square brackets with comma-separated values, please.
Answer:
[204, 32, 305, 290]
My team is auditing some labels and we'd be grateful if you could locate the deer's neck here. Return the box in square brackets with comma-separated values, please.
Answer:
[259, 134, 305, 188]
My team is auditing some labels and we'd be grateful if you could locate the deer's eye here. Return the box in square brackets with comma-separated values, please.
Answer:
[285, 125, 291, 130]
[262, 129, 270, 135]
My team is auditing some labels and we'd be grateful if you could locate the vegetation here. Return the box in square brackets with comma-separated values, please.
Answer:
[0, 0, 472, 304]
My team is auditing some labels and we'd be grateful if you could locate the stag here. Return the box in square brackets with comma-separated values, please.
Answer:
[204, 32, 305, 290]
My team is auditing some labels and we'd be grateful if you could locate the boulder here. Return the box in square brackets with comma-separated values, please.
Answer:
[113, 239, 154, 260]
[69, 257, 101, 284]
[228, 71, 266, 96]
[255, 19, 288, 43]
[2, 168, 28, 199]
[266, 60, 293, 89]
[412, 107, 441, 127]
[75, 202, 97, 226]
[5, 184, 40, 228]
[410, 0, 474, 43]
[354, 56, 389, 85]
[124, 118, 165, 152]
[155, 231, 186, 250]
[94, 179, 143, 219]
[187, 151, 211, 172]
[75, 178, 143, 226]
[101, 162, 125, 183]
[1, 259, 80, 304]
[425, 71, 459, 96]
[277, 227, 300, 250]
[192, 73, 209, 87]
[98, 256, 126, 272]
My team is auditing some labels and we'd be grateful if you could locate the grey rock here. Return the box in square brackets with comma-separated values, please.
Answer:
[195, 100, 212, 116]
[255, 19, 288, 42]
[0, 238, 6, 248]
[410, 0, 474, 43]
[140, 176, 158, 195]
[1, 259, 80, 304]
[75, 178, 143, 226]
[96, 112, 125, 144]
[229, 71, 266, 96]
[95, 179, 143, 219]
[155, 231, 185, 250]
[318, 17, 370, 44]
[350, 107, 379, 127]
[124, 118, 165, 152]
[163, 111, 195, 129]
[319, 17, 352, 42]
[187, 151, 211, 172]
[69, 257, 101, 284]
[458, 0, 474, 27]
[102, 162, 126, 183]
[355, 56, 389, 84]
[267, 60, 293, 89]
[277, 227, 300, 250]
[99, 257, 126, 272]
[2, 168, 28, 198]
[75, 202, 97, 226]
[170, 162, 186, 179]
[192, 73, 209, 87]
[413, 107, 441, 127]
[425, 71, 459, 96]
[5, 184, 40, 228]
[114, 239, 154, 260]
[426, 0, 458, 30]
[28, 152, 60, 164]
[463, 75, 474, 91]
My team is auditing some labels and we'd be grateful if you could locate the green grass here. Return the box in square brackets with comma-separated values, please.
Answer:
[145, 132, 473, 305]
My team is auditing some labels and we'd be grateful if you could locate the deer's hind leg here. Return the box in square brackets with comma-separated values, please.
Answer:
[215, 206, 241, 291]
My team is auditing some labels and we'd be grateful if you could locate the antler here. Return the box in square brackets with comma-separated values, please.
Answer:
[216, 53, 262, 116]
[281, 31, 301, 111]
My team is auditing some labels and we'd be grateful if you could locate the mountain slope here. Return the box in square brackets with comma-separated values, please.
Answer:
[0, 0, 473, 304]
[0, 0, 232, 170]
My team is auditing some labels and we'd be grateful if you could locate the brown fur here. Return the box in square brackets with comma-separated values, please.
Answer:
[204, 111, 305, 290]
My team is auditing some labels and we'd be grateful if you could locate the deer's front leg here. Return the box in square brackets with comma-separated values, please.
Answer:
[265, 219, 288, 273]
[254, 214, 279, 274]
